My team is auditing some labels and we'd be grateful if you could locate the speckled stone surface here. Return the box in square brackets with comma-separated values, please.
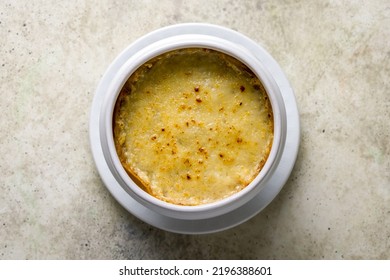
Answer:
[1, 0, 389, 259]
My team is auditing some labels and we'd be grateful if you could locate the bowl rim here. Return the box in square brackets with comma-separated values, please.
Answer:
[99, 33, 287, 219]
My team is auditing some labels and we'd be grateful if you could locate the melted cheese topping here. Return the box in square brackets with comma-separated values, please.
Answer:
[113, 48, 273, 206]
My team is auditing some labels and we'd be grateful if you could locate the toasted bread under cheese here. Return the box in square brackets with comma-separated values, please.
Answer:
[113, 48, 273, 206]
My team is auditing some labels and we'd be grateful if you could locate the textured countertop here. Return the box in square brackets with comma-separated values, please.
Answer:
[1, 0, 389, 259]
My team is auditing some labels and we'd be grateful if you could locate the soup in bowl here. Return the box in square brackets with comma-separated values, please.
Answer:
[100, 34, 286, 219]
[113, 48, 274, 206]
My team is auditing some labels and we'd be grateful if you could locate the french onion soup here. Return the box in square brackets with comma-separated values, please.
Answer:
[113, 48, 273, 206]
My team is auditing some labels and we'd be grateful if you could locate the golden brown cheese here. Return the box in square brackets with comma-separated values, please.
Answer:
[113, 48, 273, 206]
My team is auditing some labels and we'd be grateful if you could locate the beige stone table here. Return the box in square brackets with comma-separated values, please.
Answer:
[1, 0, 389, 259]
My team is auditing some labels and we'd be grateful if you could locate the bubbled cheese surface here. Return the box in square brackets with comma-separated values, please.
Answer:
[113, 48, 273, 206]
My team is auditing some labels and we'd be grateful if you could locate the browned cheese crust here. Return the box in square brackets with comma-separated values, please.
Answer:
[113, 48, 273, 205]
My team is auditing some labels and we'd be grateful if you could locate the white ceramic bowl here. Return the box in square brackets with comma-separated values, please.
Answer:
[98, 25, 287, 220]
